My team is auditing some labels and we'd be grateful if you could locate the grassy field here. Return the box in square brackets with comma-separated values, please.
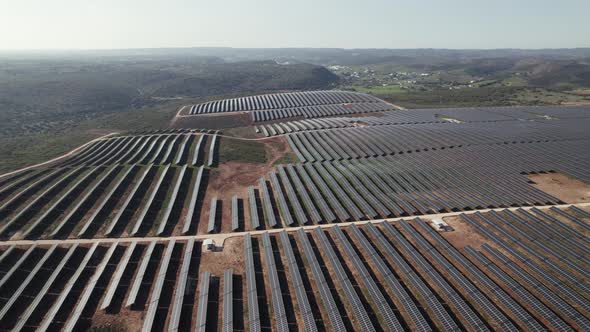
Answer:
[272, 152, 300, 165]
[218, 138, 267, 164]
[218, 126, 261, 139]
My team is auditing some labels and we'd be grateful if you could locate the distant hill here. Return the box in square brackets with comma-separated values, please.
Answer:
[150, 61, 339, 97]
[0, 58, 338, 137]
[514, 58, 590, 87]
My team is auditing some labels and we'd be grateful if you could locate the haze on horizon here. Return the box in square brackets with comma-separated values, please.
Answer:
[1, 0, 589, 50]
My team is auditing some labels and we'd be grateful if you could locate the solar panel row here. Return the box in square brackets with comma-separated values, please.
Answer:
[260, 105, 590, 136]
[188, 90, 381, 115]
[1, 209, 587, 330]
[253, 101, 391, 123]
[286, 117, 590, 162]
[54, 132, 213, 168]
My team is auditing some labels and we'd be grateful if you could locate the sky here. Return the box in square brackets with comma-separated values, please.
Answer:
[1, 0, 589, 50]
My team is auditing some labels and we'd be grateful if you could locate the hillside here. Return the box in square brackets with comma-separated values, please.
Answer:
[0, 57, 338, 173]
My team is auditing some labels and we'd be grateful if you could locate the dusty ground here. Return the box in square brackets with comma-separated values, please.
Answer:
[441, 215, 495, 249]
[199, 136, 291, 234]
[92, 307, 144, 331]
[198, 236, 245, 276]
[528, 172, 590, 203]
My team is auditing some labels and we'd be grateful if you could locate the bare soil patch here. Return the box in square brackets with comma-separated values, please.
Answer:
[198, 236, 245, 276]
[91, 307, 144, 332]
[528, 172, 590, 203]
[440, 215, 491, 249]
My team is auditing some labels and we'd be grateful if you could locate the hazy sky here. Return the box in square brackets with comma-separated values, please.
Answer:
[1, 0, 589, 50]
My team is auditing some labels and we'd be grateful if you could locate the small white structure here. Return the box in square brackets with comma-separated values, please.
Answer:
[431, 218, 452, 232]
[202, 239, 215, 251]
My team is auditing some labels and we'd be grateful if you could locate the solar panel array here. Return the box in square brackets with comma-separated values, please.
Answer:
[259, 104, 590, 135]
[0, 206, 588, 330]
[195, 271, 212, 332]
[56, 131, 215, 167]
[222, 269, 234, 332]
[245, 135, 590, 226]
[186, 90, 384, 115]
[251, 101, 391, 122]
[0, 131, 215, 240]
[245, 234, 261, 332]
[285, 117, 590, 162]
[0, 239, 218, 331]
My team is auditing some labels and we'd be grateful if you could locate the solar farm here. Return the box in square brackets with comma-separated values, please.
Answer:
[1, 90, 590, 331]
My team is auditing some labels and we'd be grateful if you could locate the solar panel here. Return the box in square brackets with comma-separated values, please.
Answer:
[245, 234, 261, 332]
[174, 134, 191, 164]
[183, 166, 205, 234]
[207, 133, 218, 167]
[222, 269, 234, 332]
[269, 171, 295, 226]
[278, 231, 317, 332]
[313, 227, 376, 331]
[0, 244, 37, 288]
[296, 228, 346, 331]
[50, 164, 120, 237]
[400, 220, 516, 331]
[248, 186, 261, 229]
[168, 240, 195, 332]
[37, 243, 99, 332]
[126, 240, 157, 307]
[465, 246, 572, 331]
[158, 164, 188, 235]
[208, 197, 218, 233]
[331, 226, 403, 331]
[142, 240, 176, 332]
[365, 223, 459, 331]
[261, 233, 289, 332]
[11, 244, 79, 331]
[0, 167, 82, 236]
[347, 225, 431, 331]
[131, 164, 171, 235]
[480, 244, 590, 330]
[103, 164, 152, 236]
[101, 241, 137, 310]
[0, 244, 57, 321]
[22, 167, 101, 238]
[0, 245, 15, 264]
[283, 165, 323, 223]
[231, 195, 239, 231]
[413, 220, 543, 331]
[258, 177, 277, 227]
[63, 242, 118, 332]
[192, 135, 207, 165]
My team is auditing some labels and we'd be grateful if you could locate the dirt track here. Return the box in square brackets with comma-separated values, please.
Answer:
[0, 132, 119, 179]
[2, 202, 588, 247]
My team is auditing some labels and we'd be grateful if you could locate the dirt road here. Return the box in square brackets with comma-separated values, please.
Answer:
[1, 202, 588, 247]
